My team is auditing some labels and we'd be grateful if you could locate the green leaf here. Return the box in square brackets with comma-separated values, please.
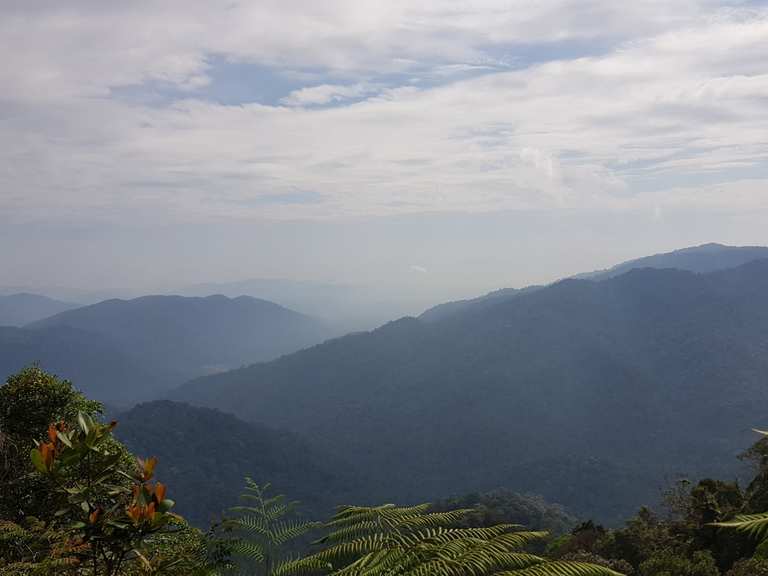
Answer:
[57, 432, 73, 448]
[29, 448, 47, 473]
[77, 412, 89, 434]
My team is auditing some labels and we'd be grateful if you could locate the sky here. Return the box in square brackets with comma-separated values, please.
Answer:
[2, 0, 768, 313]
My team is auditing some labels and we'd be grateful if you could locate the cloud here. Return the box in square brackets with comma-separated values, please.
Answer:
[0, 1, 767, 224]
[410, 265, 429, 274]
[281, 83, 381, 106]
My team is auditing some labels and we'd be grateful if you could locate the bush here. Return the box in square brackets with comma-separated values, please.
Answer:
[726, 558, 768, 576]
[638, 550, 719, 576]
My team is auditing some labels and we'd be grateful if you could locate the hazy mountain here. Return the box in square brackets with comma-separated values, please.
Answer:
[575, 243, 768, 280]
[173, 259, 768, 523]
[180, 278, 358, 313]
[179, 278, 436, 332]
[0, 293, 76, 326]
[420, 287, 540, 323]
[114, 400, 354, 527]
[0, 325, 155, 403]
[421, 243, 768, 323]
[19, 295, 330, 404]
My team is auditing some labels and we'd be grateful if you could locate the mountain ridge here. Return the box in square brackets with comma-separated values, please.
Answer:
[4, 294, 332, 405]
[0, 293, 76, 326]
[172, 258, 768, 523]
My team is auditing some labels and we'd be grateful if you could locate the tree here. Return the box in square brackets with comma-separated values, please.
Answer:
[219, 479, 320, 575]
[637, 550, 719, 576]
[0, 366, 104, 521]
[276, 503, 623, 576]
[28, 411, 184, 575]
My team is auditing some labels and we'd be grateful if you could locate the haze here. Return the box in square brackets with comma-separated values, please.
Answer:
[3, 1, 768, 324]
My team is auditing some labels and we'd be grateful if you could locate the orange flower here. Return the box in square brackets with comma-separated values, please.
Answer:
[47, 423, 58, 444]
[137, 457, 158, 481]
[126, 504, 142, 523]
[40, 442, 55, 469]
[146, 502, 156, 520]
[154, 482, 166, 503]
[88, 508, 101, 524]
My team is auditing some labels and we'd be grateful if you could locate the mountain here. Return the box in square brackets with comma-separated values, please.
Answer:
[576, 243, 768, 280]
[15, 295, 330, 404]
[0, 325, 154, 403]
[113, 400, 357, 527]
[0, 293, 76, 326]
[179, 278, 432, 332]
[421, 243, 768, 323]
[420, 287, 540, 323]
[172, 259, 768, 524]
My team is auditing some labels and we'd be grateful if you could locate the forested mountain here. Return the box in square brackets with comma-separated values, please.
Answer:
[577, 243, 768, 280]
[173, 259, 768, 523]
[3, 295, 330, 405]
[421, 243, 768, 323]
[30, 295, 329, 376]
[0, 293, 75, 326]
[420, 286, 539, 323]
[113, 400, 354, 527]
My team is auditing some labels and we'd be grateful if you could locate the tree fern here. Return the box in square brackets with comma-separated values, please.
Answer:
[275, 503, 624, 576]
[221, 479, 320, 575]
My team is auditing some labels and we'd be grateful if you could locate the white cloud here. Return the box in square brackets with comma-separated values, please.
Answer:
[281, 83, 381, 107]
[0, 2, 767, 224]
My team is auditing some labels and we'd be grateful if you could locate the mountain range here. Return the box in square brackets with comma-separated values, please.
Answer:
[0, 293, 76, 326]
[0, 294, 331, 405]
[172, 245, 768, 523]
[4, 242, 768, 525]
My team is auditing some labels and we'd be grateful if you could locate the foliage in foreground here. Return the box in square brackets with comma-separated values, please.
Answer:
[0, 366, 106, 521]
[0, 367, 218, 575]
[218, 479, 320, 575]
[276, 503, 622, 576]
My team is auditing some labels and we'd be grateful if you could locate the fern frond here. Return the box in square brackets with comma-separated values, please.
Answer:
[278, 502, 623, 576]
[221, 479, 320, 575]
[713, 513, 768, 540]
[224, 539, 266, 562]
[496, 560, 624, 575]
[273, 519, 323, 545]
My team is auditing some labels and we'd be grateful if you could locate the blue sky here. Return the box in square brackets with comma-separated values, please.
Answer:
[1, 0, 768, 313]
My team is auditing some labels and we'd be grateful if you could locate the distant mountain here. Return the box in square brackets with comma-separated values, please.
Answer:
[113, 400, 357, 527]
[178, 278, 434, 332]
[420, 287, 540, 323]
[173, 259, 768, 524]
[180, 278, 358, 313]
[575, 243, 768, 280]
[13, 295, 330, 404]
[421, 243, 768, 322]
[0, 325, 155, 403]
[0, 293, 76, 326]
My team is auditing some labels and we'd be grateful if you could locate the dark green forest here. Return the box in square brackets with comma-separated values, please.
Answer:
[173, 260, 768, 523]
[4, 366, 768, 575]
